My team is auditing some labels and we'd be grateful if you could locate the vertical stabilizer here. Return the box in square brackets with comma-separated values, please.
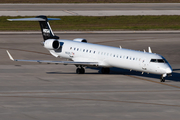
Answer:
[36, 15, 60, 41]
[7, 15, 60, 41]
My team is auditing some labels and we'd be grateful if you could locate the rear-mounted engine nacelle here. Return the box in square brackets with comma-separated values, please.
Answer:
[44, 39, 60, 50]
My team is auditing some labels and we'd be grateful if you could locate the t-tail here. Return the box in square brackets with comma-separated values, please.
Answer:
[7, 15, 60, 41]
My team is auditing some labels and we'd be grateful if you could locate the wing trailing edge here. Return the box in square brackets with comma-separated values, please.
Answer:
[6, 50, 98, 66]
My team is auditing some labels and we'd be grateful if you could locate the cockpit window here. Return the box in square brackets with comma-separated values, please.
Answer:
[150, 59, 156, 62]
[150, 59, 166, 63]
[157, 59, 165, 63]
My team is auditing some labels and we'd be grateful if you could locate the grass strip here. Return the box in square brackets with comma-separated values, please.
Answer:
[1, 16, 180, 31]
[1, 0, 180, 3]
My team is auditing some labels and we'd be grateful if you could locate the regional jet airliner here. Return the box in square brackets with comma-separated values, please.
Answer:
[6, 15, 172, 82]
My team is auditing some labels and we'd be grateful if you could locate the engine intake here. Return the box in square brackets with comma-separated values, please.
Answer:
[44, 39, 60, 50]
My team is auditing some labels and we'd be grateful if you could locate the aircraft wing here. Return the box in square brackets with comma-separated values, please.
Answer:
[6, 50, 98, 66]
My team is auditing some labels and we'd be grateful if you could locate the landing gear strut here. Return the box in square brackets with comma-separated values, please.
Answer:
[76, 67, 85, 74]
[160, 75, 165, 82]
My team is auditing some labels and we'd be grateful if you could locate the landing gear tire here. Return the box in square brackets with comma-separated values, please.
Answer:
[160, 75, 165, 82]
[80, 68, 85, 74]
[76, 68, 80, 74]
[101, 68, 110, 74]
[161, 78, 165, 82]
[76, 67, 85, 74]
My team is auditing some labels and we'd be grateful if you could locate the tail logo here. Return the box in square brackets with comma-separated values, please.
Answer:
[43, 29, 50, 34]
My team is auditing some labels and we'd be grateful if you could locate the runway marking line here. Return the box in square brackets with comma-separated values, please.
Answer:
[63, 10, 78, 15]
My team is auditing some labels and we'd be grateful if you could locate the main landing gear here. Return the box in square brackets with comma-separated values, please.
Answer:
[76, 67, 110, 74]
[101, 68, 110, 74]
[76, 67, 85, 74]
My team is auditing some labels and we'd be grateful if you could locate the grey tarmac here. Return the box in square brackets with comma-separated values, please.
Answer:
[1, 3, 180, 11]
[0, 31, 180, 120]
[1, 3, 180, 16]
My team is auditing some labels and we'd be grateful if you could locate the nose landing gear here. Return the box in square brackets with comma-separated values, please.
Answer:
[160, 76, 165, 82]
[160, 74, 166, 82]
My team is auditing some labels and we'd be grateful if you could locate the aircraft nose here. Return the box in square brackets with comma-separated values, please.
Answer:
[166, 67, 172, 74]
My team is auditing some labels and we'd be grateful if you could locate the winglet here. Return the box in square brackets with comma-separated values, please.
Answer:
[6, 50, 14, 61]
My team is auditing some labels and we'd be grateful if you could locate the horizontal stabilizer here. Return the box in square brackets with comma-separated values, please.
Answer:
[7, 15, 60, 41]
[7, 17, 60, 21]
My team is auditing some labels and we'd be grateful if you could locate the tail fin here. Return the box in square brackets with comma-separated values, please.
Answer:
[7, 15, 60, 41]
[36, 15, 59, 41]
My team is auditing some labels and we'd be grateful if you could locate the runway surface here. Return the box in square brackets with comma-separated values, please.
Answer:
[1, 3, 180, 11]
[1, 3, 180, 16]
[0, 31, 180, 120]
